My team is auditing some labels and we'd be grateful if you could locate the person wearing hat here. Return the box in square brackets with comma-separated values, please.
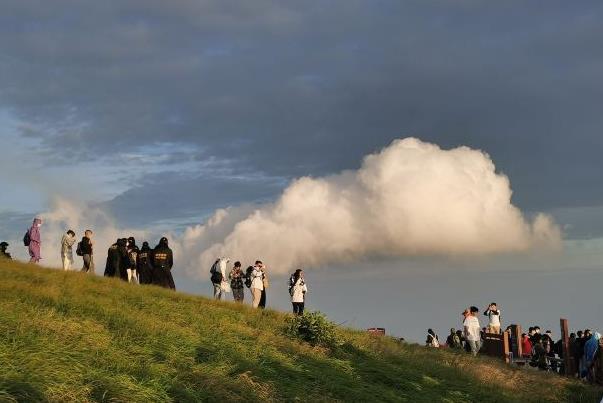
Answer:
[136, 241, 154, 285]
[151, 237, 175, 290]
[126, 237, 139, 284]
[0, 242, 11, 259]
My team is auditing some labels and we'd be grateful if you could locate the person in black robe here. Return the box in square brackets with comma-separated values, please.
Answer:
[137, 241, 154, 285]
[104, 239, 121, 277]
[151, 237, 175, 290]
[118, 238, 130, 282]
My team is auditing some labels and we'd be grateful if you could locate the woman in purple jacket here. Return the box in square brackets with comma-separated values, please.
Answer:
[28, 218, 42, 263]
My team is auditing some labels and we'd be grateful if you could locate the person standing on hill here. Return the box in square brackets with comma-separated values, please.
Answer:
[151, 237, 175, 290]
[79, 230, 95, 274]
[521, 333, 533, 358]
[104, 239, 121, 278]
[259, 262, 269, 309]
[484, 302, 501, 334]
[1, 242, 12, 259]
[118, 238, 130, 281]
[137, 242, 154, 284]
[464, 306, 482, 356]
[229, 261, 245, 303]
[290, 269, 308, 315]
[210, 258, 230, 300]
[26, 218, 42, 263]
[250, 261, 264, 308]
[126, 237, 139, 284]
[60, 230, 76, 271]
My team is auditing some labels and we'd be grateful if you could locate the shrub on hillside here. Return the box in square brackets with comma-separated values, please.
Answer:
[285, 311, 342, 349]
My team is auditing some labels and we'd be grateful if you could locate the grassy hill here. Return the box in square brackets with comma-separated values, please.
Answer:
[0, 259, 601, 402]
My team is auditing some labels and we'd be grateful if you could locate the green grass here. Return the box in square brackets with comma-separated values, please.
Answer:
[0, 259, 601, 402]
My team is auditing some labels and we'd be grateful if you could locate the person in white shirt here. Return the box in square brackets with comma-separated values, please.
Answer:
[290, 269, 308, 315]
[463, 306, 482, 356]
[484, 302, 501, 334]
[60, 230, 76, 271]
[250, 261, 264, 308]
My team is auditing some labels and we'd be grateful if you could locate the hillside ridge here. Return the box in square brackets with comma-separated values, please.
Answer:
[0, 259, 601, 402]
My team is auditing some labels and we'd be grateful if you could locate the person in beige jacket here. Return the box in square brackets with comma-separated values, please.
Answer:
[250, 261, 264, 308]
[60, 230, 76, 271]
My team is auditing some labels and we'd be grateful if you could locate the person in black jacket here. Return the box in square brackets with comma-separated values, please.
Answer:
[137, 242, 154, 285]
[80, 230, 95, 274]
[118, 238, 130, 282]
[151, 237, 175, 290]
[104, 239, 121, 278]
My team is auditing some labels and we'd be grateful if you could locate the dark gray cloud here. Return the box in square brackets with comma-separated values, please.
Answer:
[101, 172, 286, 228]
[1, 0, 602, 212]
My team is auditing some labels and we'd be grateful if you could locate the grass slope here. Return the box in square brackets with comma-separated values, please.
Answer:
[0, 259, 601, 402]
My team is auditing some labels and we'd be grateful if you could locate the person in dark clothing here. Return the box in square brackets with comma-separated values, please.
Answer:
[104, 239, 122, 278]
[80, 230, 95, 274]
[573, 331, 583, 376]
[0, 242, 12, 259]
[137, 242, 154, 285]
[151, 237, 175, 290]
[126, 237, 139, 284]
[118, 238, 130, 281]
[446, 328, 463, 349]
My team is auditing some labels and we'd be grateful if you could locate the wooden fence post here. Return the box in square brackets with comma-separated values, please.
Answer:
[509, 324, 522, 358]
[560, 318, 571, 376]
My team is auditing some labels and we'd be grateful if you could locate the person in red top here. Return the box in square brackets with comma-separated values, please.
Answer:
[521, 333, 533, 358]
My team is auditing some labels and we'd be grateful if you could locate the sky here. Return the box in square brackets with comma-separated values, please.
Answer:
[1, 0, 602, 342]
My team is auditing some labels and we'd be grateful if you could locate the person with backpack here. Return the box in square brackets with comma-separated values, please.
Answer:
[137, 242, 154, 285]
[126, 237, 139, 284]
[151, 237, 175, 290]
[25, 218, 42, 263]
[60, 230, 76, 271]
[79, 230, 95, 274]
[290, 269, 307, 315]
[0, 242, 12, 260]
[229, 261, 245, 303]
[250, 261, 264, 308]
[210, 257, 230, 300]
[426, 329, 440, 348]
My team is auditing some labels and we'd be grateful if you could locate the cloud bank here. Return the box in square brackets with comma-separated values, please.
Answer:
[179, 138, 561, 275]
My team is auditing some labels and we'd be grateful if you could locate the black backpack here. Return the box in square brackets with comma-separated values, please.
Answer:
[210, 261, 223, 284]
[76, 241, 84, 256]
[244, 266, 254, 288]
[23, 231, 31, 246]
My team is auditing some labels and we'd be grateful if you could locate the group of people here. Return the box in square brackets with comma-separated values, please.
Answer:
[425, 302, 601, 382]
[427, 303, 500, 356]
[209, 258, 308, 314]
[60, 229, 176, 290]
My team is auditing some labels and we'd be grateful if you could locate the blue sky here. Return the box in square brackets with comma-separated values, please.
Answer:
[1, 0, 602, 341]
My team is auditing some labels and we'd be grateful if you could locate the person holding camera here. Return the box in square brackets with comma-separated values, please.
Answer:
[484, 302, 501, 334]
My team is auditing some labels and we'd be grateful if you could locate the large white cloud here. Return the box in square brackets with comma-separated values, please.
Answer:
[178, 138, 561, 275]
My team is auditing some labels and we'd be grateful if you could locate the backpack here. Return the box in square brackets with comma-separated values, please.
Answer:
[76, 241, 84, 256]
[244, 266, 254, 288]
[288, 273, 295, 296]
[23, 231, 31, 246]
[210, 261, 223, 284]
